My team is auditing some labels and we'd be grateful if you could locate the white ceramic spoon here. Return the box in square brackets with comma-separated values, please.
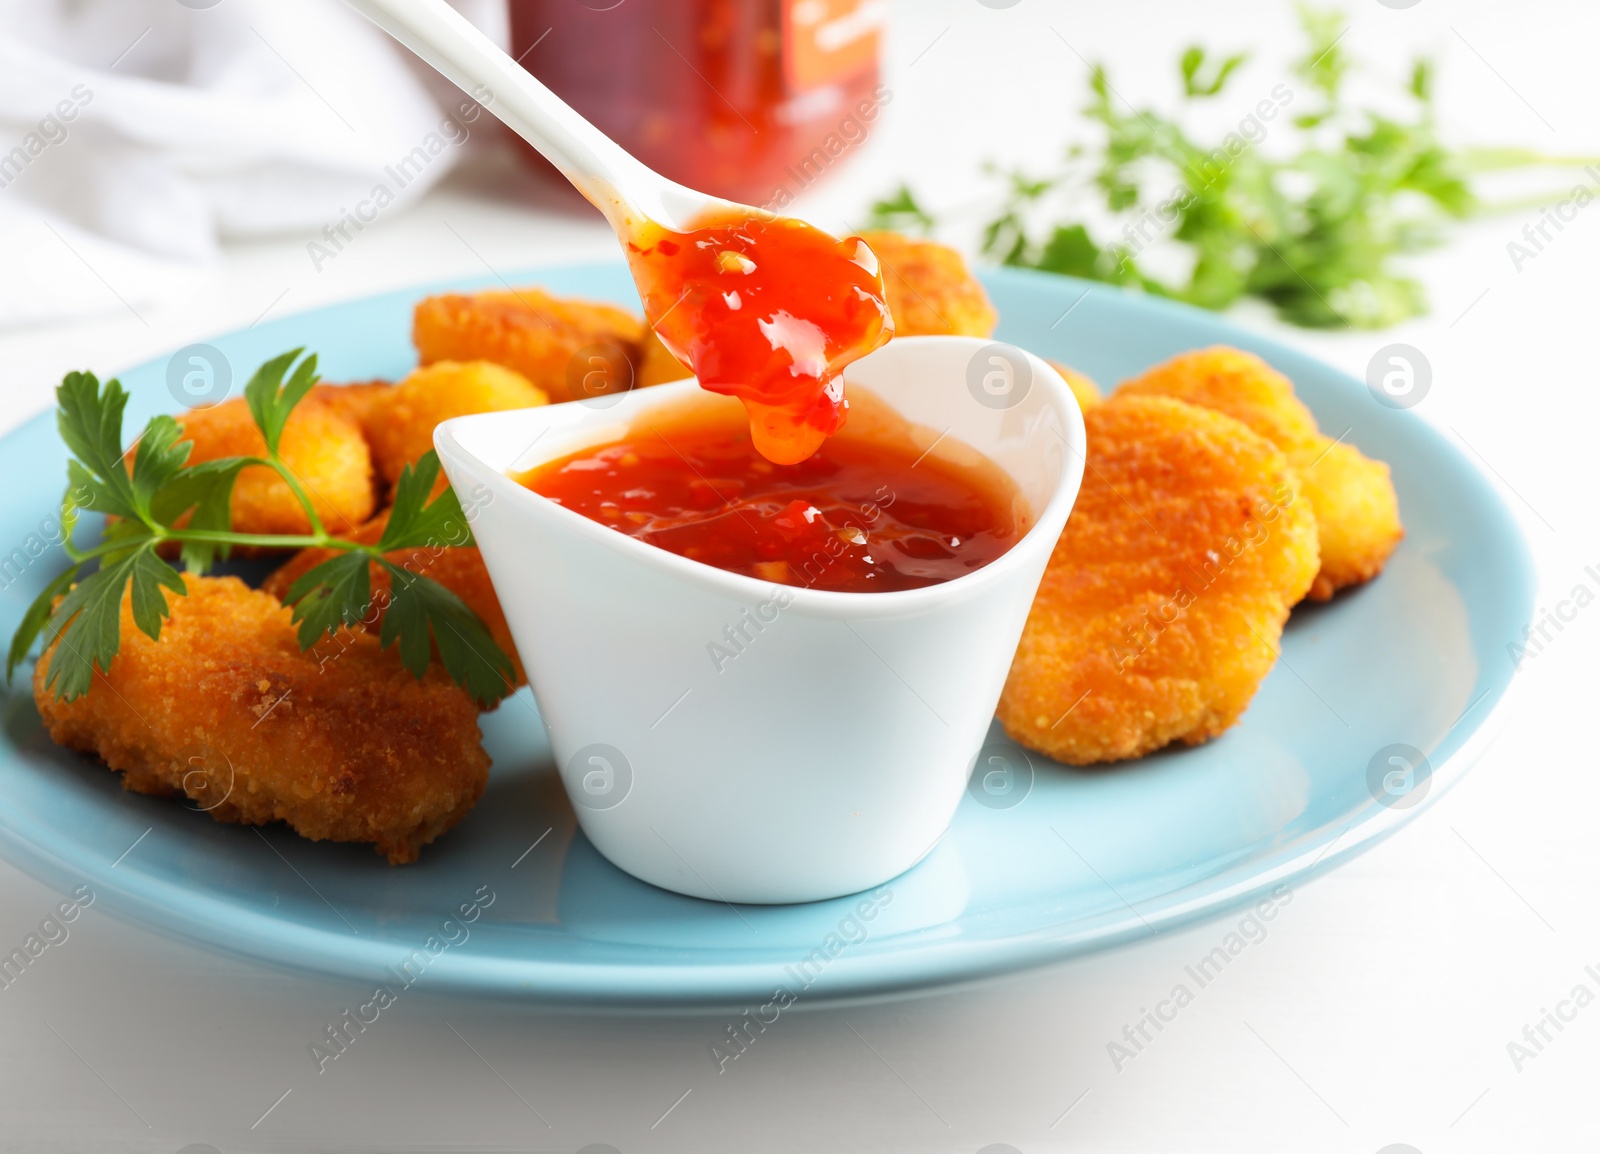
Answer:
[344, 0, 895, 463]
[341, 0, 751, 234]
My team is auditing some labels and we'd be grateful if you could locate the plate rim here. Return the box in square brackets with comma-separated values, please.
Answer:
[0, 261, 1537, 1005]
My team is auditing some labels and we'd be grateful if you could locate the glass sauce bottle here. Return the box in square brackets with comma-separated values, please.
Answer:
[507, 0, 887, 206]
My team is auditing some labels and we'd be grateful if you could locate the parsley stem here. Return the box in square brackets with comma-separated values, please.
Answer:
[155, 529, 360, 551]
[59, 531, 362, 564]
[1457, 147, 1600, 173]
[247, 454, 329, 540]
[1479, 189, 1600, 216]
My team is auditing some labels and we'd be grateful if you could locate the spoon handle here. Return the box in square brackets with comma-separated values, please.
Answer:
[343, 0, 663, 225]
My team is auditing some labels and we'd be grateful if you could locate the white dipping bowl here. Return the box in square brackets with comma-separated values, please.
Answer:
[435, 336, 1085, 904]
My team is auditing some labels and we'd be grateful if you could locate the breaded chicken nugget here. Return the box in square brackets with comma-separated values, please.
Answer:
[414, 288, 645, 403]
[262, 510, 525, 689]
[34, 575, 489, 863]
[365, 361, 547, 491]
[1116, 346, 1402, 600]
[1120, 348, 1321, 446]
[998, 396, 1320, 765]
[1048, 360, 1102, 413]
[176, 395, 375, 537]
[858, 231, 998, 337]
[310, 380, 393, 442]
[1296, 438, 1404, 599]
[635, 330, 692, 387]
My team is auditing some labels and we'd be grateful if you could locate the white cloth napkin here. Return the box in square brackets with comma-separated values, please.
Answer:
[0, 0, 503, 327]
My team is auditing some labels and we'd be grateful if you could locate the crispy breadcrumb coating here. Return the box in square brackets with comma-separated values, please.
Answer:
[365, 361, 547, 491]
[858, 231, 998, 337]
[413, 288, 645, 403]
[176, 396, 375, 537]
[33, 575, 490, 863]
[1116, 346, 1402, 600]
[262, 510, 524, 689]
[309, 380, 393, 444]
[998, 396, 1320, 765]
[1295, 438, 1404, 599]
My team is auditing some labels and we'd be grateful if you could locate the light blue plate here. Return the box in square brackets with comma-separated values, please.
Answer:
[0, 265, 1533, 1006]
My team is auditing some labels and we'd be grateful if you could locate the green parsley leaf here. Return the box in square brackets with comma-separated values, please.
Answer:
[283, 552, 372, 651]
[38, 545, 184, 701]
[376, 451, 474, 554]
[1180, 46, 1248, 97]
[243, 348, 319, 456]
[869, 4, 1599, 330]
[15, 350, 519, 707]
[129, 414, 194, 516]
[1294, 4, 1349, 105]
[379, 563, 514, 707]
[57, 372, 140, 521]
[863, 185, 937, 236]
[6, 566, 81, 682]
[150, 458, 249, 571]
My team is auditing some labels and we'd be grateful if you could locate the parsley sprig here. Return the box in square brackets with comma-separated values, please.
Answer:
[867, 5, 1599, 329]
[8, 350, 515, 707]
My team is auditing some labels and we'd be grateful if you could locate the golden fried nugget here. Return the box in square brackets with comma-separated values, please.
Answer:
[176, 395, 375, 537]
[998, 396, 1320, 765]
[1048, 360, 1102, 412]
[365, 361, 547, 491]
[309, 380, 393, 442]
[1119, 347, 1321, 446]
[413, 288, 645, 402]
[859, 231, 998, 337]
[635, 330, 692, 387]
[34, 575, 490, 863]
[263, 511, 525, 689]
[1296, 439, 1404, 600]
[1116, 346, 1402, 600]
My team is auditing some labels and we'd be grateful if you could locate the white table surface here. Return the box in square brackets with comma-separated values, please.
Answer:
[2, 1, 1597, 1151]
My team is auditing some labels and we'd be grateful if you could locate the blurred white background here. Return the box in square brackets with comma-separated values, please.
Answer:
[0, 1, 1597, 1151]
